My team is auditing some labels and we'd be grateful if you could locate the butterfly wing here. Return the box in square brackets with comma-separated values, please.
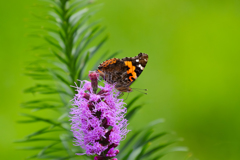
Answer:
[97, 53, 148, 92]
[97, 58, 130, 86]
[121, 53, 148, 84]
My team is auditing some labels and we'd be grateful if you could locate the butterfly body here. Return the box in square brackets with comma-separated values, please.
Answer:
[97, 53, 148, 92]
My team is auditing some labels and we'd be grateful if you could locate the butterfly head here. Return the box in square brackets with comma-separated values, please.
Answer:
[115, 85, 132, 93]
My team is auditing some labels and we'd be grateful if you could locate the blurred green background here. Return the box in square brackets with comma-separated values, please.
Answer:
[1, 0, 240, 159]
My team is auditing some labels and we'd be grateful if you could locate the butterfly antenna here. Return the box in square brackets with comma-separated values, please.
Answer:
[124, 92, 130, 101]
[131, 88, 148, 91]
[131, 88, 148, 95]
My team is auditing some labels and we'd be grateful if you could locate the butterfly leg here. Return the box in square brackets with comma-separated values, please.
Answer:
[117, 92, 124, 98]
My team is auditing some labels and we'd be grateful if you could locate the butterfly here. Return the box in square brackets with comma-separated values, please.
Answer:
[96, 53, 148, 92]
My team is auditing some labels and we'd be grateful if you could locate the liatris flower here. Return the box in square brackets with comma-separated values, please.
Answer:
[70, 71, 129, 160]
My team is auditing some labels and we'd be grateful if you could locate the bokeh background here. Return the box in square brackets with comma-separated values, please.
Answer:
[1, 0, 240, 159]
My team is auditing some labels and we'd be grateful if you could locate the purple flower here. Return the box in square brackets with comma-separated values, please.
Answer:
[106, 148, 119, 157]
[70, 71, 129, 159]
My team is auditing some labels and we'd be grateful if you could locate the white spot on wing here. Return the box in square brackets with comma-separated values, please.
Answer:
[138, 64, 144, 70]
[136, 59, 139, 62]
[144, 59, 147, 62]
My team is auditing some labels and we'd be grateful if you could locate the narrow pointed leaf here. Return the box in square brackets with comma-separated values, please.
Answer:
[141, 141, 177, 158]
[135, 142, 151, 160]
[119, 131, 141, 154]
[44, 36, 63, 51]
[38, 142, 59, 157]
[20, 113, 60, 126]
[126, 94, 143, 109]
[15, 138, 61, 143]
[125, 105, 142, 121]
[133, 129, 154, 149]
[121, 148, 134, 160]
[89, 35, 108, 58]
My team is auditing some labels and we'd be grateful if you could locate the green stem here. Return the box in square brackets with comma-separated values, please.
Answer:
[60, 0, 76, 93]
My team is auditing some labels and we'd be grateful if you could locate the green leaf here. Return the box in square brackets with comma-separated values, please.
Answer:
[47, 31, 65, 49]
[151, 146, 189, 160]
[141, 140, 178, 159]
[74, 25, 105, 58]
[40, 0, 61, 9]
[133, 129, 153, 149]
[44, 36, 64, 51]
[89, 34, 108, 58]
[120, 119, 165, 154]
[71, 11, 100, 40]
[16, 146, 62, 150]
[125, 105, 142, 121]
[15, 138, 61, 143]
[48, 10, 63, 23]
[146, 132, 168, 143]
[18, 120, 39, 123]
[25, 73, 52, 80]
[77, 35, 108, 78]
[67, 0, 83, 11]
[51, 70, 71, 86]
[121, 148, 134, 160]
[77, 51, 90, 79]
[25, 127, 48, 138]
[135, 142, 151, 160]
[119, 131, 141, 154]
[126, 146, 142, 160]
[51, 50, 68, 64]
[146, 119, 165, 128]
[24, 84, 72, 96]
[60, 134, 73, 157]
[21, 103, 62, 112]
[69, 8, 89, 26]
[37, 142, 59, 157]
[25, 127, 63, 139]
[50, 6, 62, 20]
[26, 151, 67, 160]
[23, 99, 61, 104]
[66, 0, 89, 18]
[126, 94, 143, 109]
[19, 113, 60, 126]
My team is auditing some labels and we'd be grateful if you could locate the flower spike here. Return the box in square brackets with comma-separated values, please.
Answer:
[70, 71, 129, 159]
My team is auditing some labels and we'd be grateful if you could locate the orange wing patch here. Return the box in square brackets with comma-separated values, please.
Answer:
[97, 69, 103, 74]
[124, 61, 137, 81]
[101, 58, 117, 67]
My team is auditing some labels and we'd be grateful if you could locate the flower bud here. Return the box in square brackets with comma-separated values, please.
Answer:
[88, 71, 99, 94]
[94, 156, 104, 160]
